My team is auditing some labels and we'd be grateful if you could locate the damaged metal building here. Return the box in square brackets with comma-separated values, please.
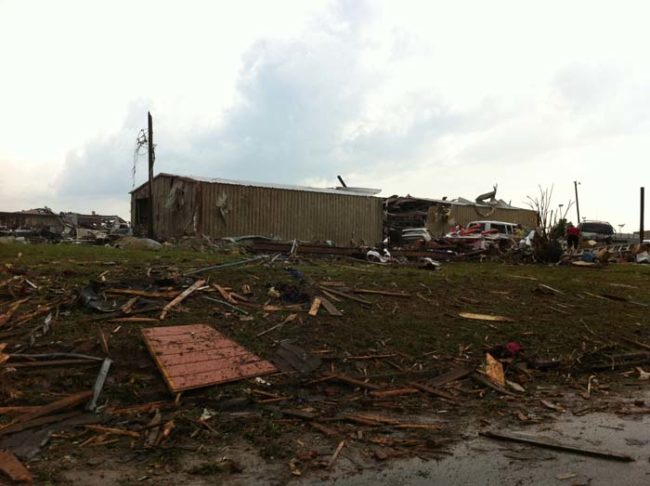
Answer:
[130, 173, 384, 245]
[385, 195, 539, 240]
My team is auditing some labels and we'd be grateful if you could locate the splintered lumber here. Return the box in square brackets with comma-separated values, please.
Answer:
[319, 287, 372, 305]
[0, 450, 33, 483]
[427, 367, 473, 388]
[328, 440, 346, 468]
[408, 382, 457, 401]
[480, 430, 635, 462]
[263, 304, 304, 312]
[319, 297, 343, 316]
[120, 297, 139, 314]
[105, 401, 175, 416]
[395, 423, 443, 431]
[0, 297, 29, 327]
[370, 388, 420, 398]
[459, 312, 513, 322]
[184, 255, 268, 276]
[471, 373, 517, 396]
[97, 326, 110, 356]
[203, 295, 249, 315]
[321, 289, 342, 302]
[7, 390, 92, 427]
[308, 297, 322, 316]
[159, 279, 206, 319]
[351, 289, 410, 298]
[84, 425, 140, 438]
[213, 283, 234, 303]
[324, 373, 380, 390]
[108, 317, 159, 323]
[0, 406, 42, 415]
[342, 413, 400, 426]
[0, 411, 82, 436]
[310, 422, 340, 437]
[619, 336, 650, 352]
[8, 359, 100, 368]
[0, 343, 8, 366]
[257, 314, 298, 338]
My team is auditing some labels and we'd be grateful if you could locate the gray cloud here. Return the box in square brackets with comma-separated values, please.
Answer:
[54, 0, 649, 222]
[55, 0, 450, 198]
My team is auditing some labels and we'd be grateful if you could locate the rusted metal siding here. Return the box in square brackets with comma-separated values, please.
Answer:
[131, 175, 199, 239]
[132, 175, 383, 244]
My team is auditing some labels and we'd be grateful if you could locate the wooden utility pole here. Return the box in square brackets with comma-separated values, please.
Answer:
[147, 112, 155, 240]
[640, 187, 645, 244]
[573, 181, 581, 224]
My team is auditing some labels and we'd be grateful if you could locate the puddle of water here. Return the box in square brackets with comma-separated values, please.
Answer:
[302, 409, 650, 486]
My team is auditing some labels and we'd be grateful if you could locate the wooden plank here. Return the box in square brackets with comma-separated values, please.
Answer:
[319, 297, 343, 317]
[6, 391, 92, 426]
[159, 279, 206, 319]
[351, 289, 410, 297]
[481, 430, 635, 462]
[9, 359, 99, 369]
[308, 297, 322, 316]
[408, 381, 457, 401]
[0, 411, 82, 437]
[427, 368, 473, 388]
[320, 287, 372, 305]
[369, 388, 420, 398]
[324, 373, 380, 390]
[0, 450, 33, 483]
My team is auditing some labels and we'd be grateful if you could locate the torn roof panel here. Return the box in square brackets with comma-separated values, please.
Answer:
[130, 173, 381, 198]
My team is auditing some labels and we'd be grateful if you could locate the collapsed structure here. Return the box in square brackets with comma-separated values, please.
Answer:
[0, 208, 127, 241]
[385, 194, 539, 241]
[130, 173, 384, 245]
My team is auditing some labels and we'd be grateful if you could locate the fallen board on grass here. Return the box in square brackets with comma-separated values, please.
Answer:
[142, 324, 277, 393]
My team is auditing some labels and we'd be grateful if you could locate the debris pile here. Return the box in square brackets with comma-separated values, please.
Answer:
[0, 244, 648, 482]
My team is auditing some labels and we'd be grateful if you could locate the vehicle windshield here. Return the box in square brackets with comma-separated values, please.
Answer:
[580, 223, 613, 235]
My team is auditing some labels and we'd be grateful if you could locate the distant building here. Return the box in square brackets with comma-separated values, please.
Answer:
[0, 208, 64, 233]
[130, 173, 384, 245]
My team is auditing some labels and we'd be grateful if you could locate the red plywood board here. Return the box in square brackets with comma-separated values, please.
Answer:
[142, 324, 277, 393]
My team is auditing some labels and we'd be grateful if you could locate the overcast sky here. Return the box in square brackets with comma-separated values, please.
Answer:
[1, 0, 648, 230]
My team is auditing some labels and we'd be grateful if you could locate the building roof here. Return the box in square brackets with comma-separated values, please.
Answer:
[131, 173, 381, 198]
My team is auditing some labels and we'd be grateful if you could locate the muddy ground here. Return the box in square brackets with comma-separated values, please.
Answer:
[0, 243, 649, 485]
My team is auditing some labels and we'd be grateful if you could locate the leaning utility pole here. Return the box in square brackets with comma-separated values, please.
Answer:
[640, 187, 645, 244]
[147, 112, 155, 240]
[573, 181, 581, 224]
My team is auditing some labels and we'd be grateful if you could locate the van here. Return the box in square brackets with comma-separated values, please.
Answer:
[578, 220, 614, 243]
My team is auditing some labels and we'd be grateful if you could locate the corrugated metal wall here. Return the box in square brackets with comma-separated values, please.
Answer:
[132, 175, 383, 245]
